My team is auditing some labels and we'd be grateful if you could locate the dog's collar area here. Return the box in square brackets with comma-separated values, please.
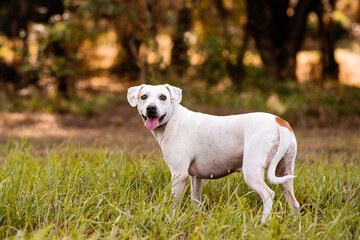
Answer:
[155, 121, 167, 130]
[159, 114, 166, 123]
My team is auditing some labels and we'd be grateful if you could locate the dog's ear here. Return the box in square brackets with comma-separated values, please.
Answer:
[127, 84, 145, 107]
[165, 84, 182, 104]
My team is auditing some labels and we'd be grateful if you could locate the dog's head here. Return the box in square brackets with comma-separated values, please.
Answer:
[127, 84, 182, 130]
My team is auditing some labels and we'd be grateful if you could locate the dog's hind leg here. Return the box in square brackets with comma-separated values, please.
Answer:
[243, 166, 275, 223]
[276, 140, 300, 211]
[242, 133, 277, 223]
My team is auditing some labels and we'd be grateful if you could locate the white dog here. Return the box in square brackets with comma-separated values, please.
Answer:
[127, 84, 300, 223]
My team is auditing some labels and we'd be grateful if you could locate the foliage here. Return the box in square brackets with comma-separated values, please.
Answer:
[179, 77, 360, 127]
[1, 0, 358, 89]
[0, 0, 63, 38]
[0, 89, 116, 117]
[200, 34, 229, 85]
[0, 0, 359, 116]
[0, 141, 359, 239]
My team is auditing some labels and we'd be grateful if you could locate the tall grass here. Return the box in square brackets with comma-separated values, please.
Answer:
[0, 141, 359, 239]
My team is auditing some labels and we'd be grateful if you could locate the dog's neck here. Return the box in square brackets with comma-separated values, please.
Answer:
[151, 104, 185, 147]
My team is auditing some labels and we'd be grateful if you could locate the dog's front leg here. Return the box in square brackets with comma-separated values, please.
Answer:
[190, 176, 202, 210]
[171, 172, 189, 209]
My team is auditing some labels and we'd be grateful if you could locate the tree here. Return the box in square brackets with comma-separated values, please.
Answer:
[0, 0, 63, 38]
[314, 0, 338, 80]
[100, 0, 153, 83]
[171, 1, 192, 73]
[194, 0, 247, 86]
[0, 0, 64, 91]
[245, 0, 339, 81]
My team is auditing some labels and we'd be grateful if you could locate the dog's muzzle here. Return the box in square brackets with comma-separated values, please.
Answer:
[142, 105, 166, 130]
[146, 105, 158, 118]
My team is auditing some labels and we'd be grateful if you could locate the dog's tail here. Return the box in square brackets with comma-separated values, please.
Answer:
[267, 126, 296, 185]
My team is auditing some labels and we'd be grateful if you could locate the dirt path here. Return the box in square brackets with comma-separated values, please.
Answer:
[1, 100, 359, 161]
[0, 101, 157, 155]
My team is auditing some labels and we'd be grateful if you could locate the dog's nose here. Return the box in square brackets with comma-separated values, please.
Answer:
[146, 105, 157, 116]
[146, 105, 157, 112]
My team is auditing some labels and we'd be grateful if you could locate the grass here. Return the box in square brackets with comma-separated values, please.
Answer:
[0, 140, 359, 239]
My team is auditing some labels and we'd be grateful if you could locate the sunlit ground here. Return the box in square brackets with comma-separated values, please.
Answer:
[297, 49, 360, 87]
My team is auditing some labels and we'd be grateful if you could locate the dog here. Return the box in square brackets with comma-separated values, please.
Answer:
[127, 84, 300, 223]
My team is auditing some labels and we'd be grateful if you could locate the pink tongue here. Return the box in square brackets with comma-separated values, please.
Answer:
[145, 118, 160, 130]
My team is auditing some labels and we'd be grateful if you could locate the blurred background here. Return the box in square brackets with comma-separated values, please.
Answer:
[0, 0, 359, 155]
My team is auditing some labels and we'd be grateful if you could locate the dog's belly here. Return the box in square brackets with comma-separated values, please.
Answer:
[187, 121, 244, 179]
[188, 155, 243, 179]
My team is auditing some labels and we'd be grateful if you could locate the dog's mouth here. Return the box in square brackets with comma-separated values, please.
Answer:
[142, 114, 166, 130]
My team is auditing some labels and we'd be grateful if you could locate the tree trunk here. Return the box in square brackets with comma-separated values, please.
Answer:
[0, 59, 22, 95]
[245, 0, 321, 80]
[227, 29, 249, 86]
[171, 6, 191, 73]
[128, 35, 147, 84]
[315, 0, 339, 80]
[111, 34, 142, 80]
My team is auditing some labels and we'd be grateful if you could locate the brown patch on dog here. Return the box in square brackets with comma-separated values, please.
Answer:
[136, 85, 146, 100]
[276, 117, 294, 133]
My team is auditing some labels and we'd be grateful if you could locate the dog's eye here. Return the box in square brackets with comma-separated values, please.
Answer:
[141, 95, 148, 100]
[159, 95, 167, 101]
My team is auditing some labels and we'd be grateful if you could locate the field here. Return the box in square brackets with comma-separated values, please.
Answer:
[0, 136, 359, 239]
[1, 0, 360, 237]
[1, 84, 360, 239]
